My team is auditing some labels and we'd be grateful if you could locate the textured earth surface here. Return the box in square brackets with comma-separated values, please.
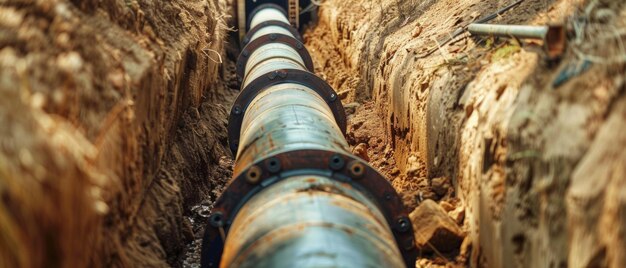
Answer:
[305, 0, 626, 266]
[0, 0, 232, 266]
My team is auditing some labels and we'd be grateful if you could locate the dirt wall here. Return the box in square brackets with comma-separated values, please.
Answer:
[306, 0, 626, 266]
[0, 0, 230, 267]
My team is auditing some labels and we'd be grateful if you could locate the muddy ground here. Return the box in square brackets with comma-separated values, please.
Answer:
[1, 0, 625, 267]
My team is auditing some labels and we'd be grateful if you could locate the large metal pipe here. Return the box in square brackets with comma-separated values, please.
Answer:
[201, 3, 417, 268]
[220, 175, 405, 267]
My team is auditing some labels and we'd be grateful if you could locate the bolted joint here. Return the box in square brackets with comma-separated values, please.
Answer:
[396, 217, 411, 233]
[209, 212, 225, 228]
[268, 71, 278, 80]
[348, 161, 366, 178]
[246, 166, 262, 184]
[265, 158, 281, 173]
[329, 154, 345, 171]
[233, 105, 242, 115]
[329, 93, 337, 102]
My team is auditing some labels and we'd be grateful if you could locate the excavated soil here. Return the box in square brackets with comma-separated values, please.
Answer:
[306, 0, 626, 267]
[0, 0, 235, 267]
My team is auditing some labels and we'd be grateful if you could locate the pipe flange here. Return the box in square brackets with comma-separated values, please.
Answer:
[201, 149, 417, 268]
[236, 34, 314, 80]
[228, 69, 347, 155]
[243, 20, 303, 45]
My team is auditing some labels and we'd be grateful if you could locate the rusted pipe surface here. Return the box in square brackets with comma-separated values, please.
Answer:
[221, 176, 404, 268]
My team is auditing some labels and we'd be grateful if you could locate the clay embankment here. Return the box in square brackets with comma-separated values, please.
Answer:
[305, 0, 626, 266]
[0, 0, 234, 266]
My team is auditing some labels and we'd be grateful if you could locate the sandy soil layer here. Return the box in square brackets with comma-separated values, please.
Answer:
[305, 0, 626, 267]
[0, 0, 232, 267]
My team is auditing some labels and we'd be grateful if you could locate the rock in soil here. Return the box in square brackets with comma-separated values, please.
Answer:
[439, 200, 455, 212]
[344, 102, 361, 115]
[352, 142, 370, 161]
[430, 176, 449, 196]
[448, 205, 466, 225]
[410, 199, 465, 253]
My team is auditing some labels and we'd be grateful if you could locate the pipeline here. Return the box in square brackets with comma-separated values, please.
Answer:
[201, 2, 418, 267]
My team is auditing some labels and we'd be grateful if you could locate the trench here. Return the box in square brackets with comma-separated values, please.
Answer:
[174, 2, 460, 266]
[176, 1, 626, 267]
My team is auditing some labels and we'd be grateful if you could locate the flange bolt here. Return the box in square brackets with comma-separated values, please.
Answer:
[209, 212, 225, 228]
[348, 161, 365, 178]
[329, 154, 345, 170]
[266, 158, 281, 173]
[246, 165, 262, 184]
[396, 217, 411, 233]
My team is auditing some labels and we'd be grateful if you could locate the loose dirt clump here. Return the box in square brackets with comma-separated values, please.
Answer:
[410, 199, 465, 254]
